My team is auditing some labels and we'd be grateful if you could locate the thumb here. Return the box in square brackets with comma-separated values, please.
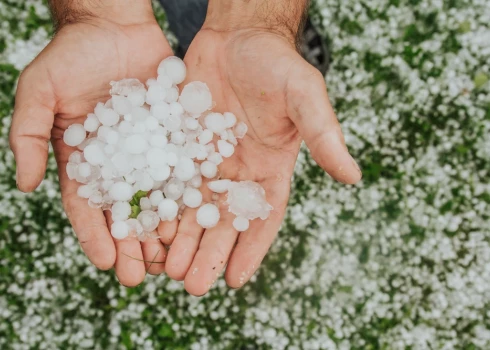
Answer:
[9, 66, 55, 192]
[287, 64, 362, 184]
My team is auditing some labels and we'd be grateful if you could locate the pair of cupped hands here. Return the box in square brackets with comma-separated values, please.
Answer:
[9, 11, 361, 296]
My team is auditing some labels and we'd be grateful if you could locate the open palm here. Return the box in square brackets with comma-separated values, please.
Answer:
[10, 20, 173, 286]
[164, 29, 362, 295]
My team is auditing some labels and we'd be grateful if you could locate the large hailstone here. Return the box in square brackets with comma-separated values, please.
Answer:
[226, 181, 273, 220]
[179, 81, 213, 115]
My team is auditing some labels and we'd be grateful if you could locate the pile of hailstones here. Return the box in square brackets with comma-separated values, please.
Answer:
[63, 56, 273, 240]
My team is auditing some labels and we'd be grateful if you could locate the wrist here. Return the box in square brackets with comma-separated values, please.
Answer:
[49, 0, 155, 30]
[204, 0, 308, 45]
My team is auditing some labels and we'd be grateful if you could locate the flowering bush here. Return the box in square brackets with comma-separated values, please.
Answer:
[0, 0, 489, 349]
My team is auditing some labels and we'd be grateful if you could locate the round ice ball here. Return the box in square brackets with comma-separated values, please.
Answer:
[217, 140, 235, 158]
[196, 203, 220, 229]
[84, 144, 105, 165]
[158, 199, 179, 221]
[174, 157, 195, 181]
[64, 124, 86, 147]
[124, 134, 149, 154]
[224, 112, 237, 128]
[183, 187, 203, 208]
[137, 210, 160, 232]
[149, 190, 164, 207]
[109, 182, 134, 202]
[204, 113, 226, 134]
[200, 161, 218, 179]
[179, 81, 213, 115]
[233, 216, 249, 232]
[111, 221, 129, 240]
[158, 56, 187, 84]
[84, 114, 100, 132]
[112, 201, 131, 221]
[207, 179, 231, 193]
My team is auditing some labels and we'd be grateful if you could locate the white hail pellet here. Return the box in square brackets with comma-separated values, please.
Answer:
[207, 179, 231, 193]
[185, 117, 199, 130]
[145, 116, 159, 131]
[198, 129, 214, 145]
[112, 201, 131, 221]
[99, 108, 119, 126]
[63, 124, 86, 147]
[200, 161, 218, 179]
[164, 179, 185, 200]
[127, 90, 146, 107]
[164, 87, 179, 103]
[234, 122, 248, 139]
[179, 81, 213, 115]
[109, 182, 134, 201]
[224, 112, 237, 128]
[131, 154, 147, 170]
[150, 102, 170, 121]
[127, 218, 144, 236]
[140, 197, 152, 211]
[196, 204, 220, 229]
[68, 151, 83, 164]
[174, 157, 195, 181]
[169, 102, 184, 116]
[163, 114, 182, 132]
[146, 84, 166, 105]
[84, 144, 105, 165]
[78, 162, 91, 177]
[84, 114, 100, 132]
[183, 187, 203, 208]
[146, 148, 168, 168]
[77, 184, 95, 199]
[132, 106, 150, 121]
[171, 131, 186, 145]
[233, 217, 249, 232]
[189, 175, 202, 188]
[217, 140, 235, 158]
[207, 152, 223, 165]
[137, 210, 160, 232]
[149, 190, 164, 207]
[112, 96, 132, 115]
[66, 163, 78, 180]
[111, 221, 129, 239]
[158, 56, 187, 84]
[148, 164, 171, 181]
[158, 198, 179, 221]
[204, 113, 226, 134]
[124, 134, 148, 154]
[157, 75, 173, 88]
[149, 134, 168, 149]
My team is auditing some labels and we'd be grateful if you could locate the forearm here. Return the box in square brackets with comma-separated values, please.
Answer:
[204, 0, 309, 44]
[48, 0, 155, 30]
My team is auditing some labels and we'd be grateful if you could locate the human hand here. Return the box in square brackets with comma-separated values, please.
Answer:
[9, 1, 173, 286]
[164, 0, 362, 295]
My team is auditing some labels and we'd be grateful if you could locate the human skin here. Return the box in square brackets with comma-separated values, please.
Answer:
[163, 0, 362, 295]
[9, 0, 361, 293]
[9, 0, 173, 286]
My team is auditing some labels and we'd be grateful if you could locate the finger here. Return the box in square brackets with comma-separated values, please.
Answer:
[157, 219, 178, 245]
[141, 235, 167, 275]
[184, 209, 238, 296]
[105, 212, 146, 287]
[9, 66, 55, 192]
[165, 208, 205, 281]
[287, 63, 362, 184]
[225, 182, 288, 289]
[53, 140, 116, 270]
